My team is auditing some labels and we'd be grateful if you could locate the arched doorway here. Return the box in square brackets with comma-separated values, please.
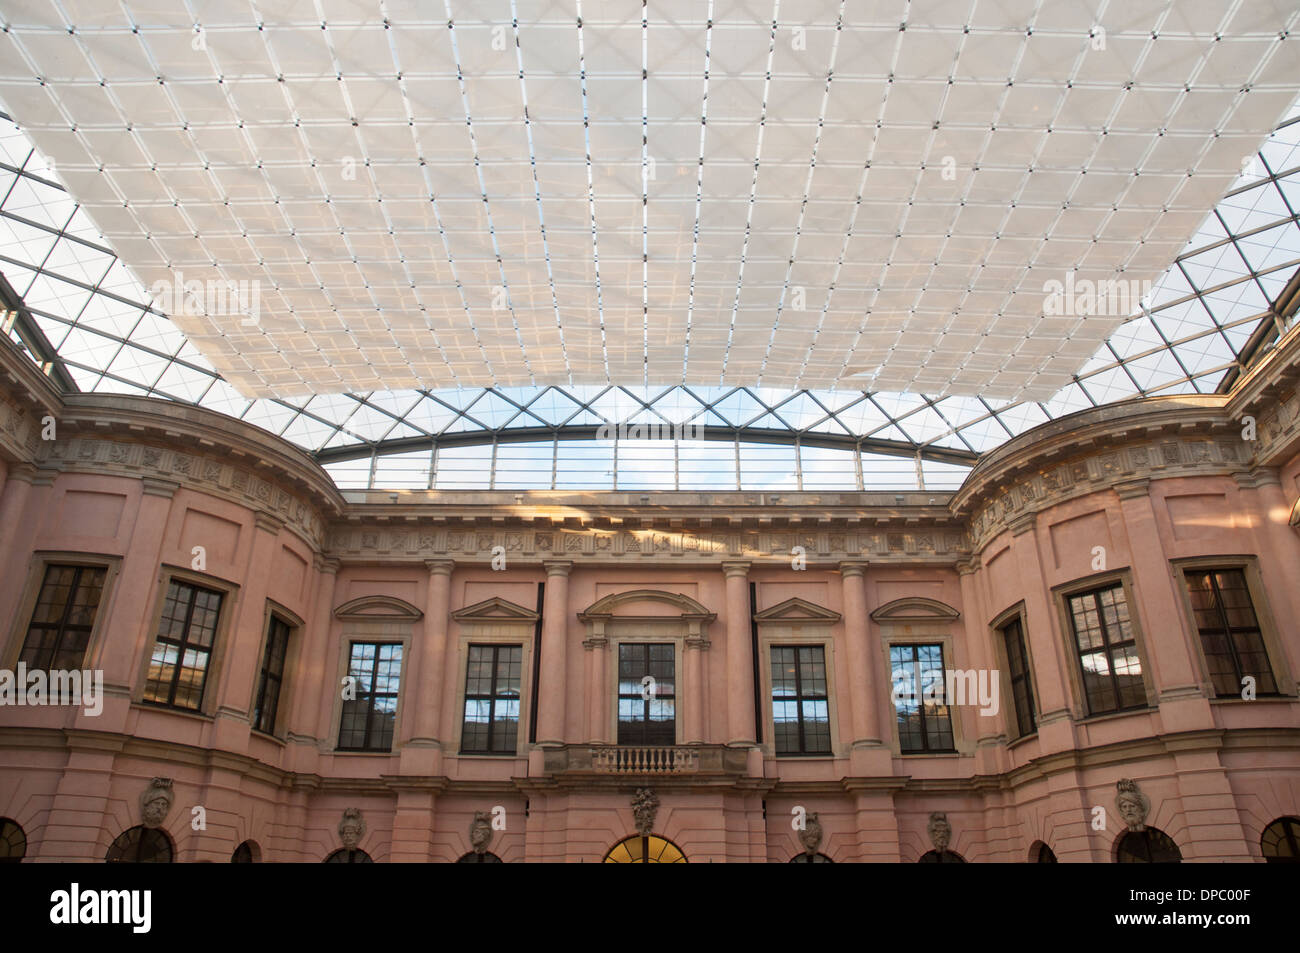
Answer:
[1115, 828, 1181, 863]
[603, 834, 687, 863]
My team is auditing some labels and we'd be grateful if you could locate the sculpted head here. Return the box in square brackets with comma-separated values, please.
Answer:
[140, 778, 173, 828]
[927, 812, 952, 851]
[338, 808, 365, 850]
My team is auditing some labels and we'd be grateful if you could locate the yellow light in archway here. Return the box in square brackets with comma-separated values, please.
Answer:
[603, 835, 687, 863]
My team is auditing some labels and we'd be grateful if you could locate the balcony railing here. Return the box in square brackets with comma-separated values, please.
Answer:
[590, 745, 698, 774]
[543, 744, 748, 778]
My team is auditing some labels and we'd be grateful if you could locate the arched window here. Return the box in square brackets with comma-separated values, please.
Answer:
[603, 834, 687, 863]
[0, 818, 26, 863]
[788, 852, 834, 863]
[1260, 817, 1300, 863]
[918, 849, 966, 863]
[456, 851, 503, 863]
[105, 826, 173, 863]
[1116, 828, 1181, 863]
[231, 840, 261, 863]
[324, 848, 373, 863]
[1032, 841, 1058, 863]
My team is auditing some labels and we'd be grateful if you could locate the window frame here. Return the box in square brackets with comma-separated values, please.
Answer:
[251, 603, 301, 739]
[606, 630, 685, 746]
[767, 643, 833, 757]
[451, 621, 533, 759]
[755, 612, 840, 760]
[990, 603, 1038, 741]
[1052, 570, 1154, 721]
[888, 641, 957, 755]
[335, 639, 406, 752]
[615, 641, 678, 747]
[136, 566, 238, 716]
[459, 642, 525, 755]
[1171, 556, 1292, 702]
[3, 552, 120, 675]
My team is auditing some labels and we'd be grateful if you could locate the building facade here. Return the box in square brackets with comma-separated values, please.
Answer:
[1, 329, 1299, 863]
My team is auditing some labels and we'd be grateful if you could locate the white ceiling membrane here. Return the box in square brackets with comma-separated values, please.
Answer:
[0, 2, 1295, 401]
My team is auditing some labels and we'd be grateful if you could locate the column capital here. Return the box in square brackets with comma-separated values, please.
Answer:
[1009, 511, 1037, 536]
[424, 558, 455, 576]
[5, 462, 39, 484]
[313, 554, 340, 574]
[253, 510, 284, 535]
[721, 560, 750, 579]
[140, 477, 179, 498]
[838, 560, 869, 578]
[1114, 477, 1151, 500]
[955, 556, 981, 576]
[543, 559, 572, 577]
[1232, 467, 1281, 490]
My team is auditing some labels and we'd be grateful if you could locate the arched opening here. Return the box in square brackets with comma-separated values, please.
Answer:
[918, 849, 966, 863]
[231, 840, 261, 863]
[1029, 841, 1057, 863]
[788, 852, 834, 863]
[1115, 828, 1181, 863]
[106, 826, 173, 863]
[456, 851, 503, 863]
[0, 818, 26, 863]
[603, 834, 687, 863]
[324, 847, 374, 863]
[1260, 816, 1300, 862]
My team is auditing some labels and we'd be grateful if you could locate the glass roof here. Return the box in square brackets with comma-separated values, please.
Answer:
[0, 104, 1297, 492]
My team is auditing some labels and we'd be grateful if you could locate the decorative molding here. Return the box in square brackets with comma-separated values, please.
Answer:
[469, 810, 494, 855]
[338, 807, 366, 848]
[333, 594, 423, 622]
[870, 597, 961, 623]
[798, 811, 824, 856]
[927, 811, 953, 852]
[451, 596, 539, 624]
[753, 596, 841, 624]
[631, 788, 659, 836]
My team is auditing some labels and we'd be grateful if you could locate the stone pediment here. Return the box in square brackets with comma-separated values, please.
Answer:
[869, 597, 960, 623]
[333, 595, 423, 621]
[451, 596, 540, 623]
[753, 597, 841, 624]
[577, 589, 716, 640]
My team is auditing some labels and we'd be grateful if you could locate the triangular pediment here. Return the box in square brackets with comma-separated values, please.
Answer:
[753, 597, 841, 624]
[451, 596, 539, 623]
[333, 595, 423, 621]
[869, 597, 960, 623]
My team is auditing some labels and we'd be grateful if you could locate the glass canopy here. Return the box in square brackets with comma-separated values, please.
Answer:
[0, 106, 1297, 492]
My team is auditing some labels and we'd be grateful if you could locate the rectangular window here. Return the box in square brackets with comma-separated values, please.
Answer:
[143, 580, 223, 711]
[890, 643, 954, 753]
[1001, 617, 1037, 737]
[1067, 584, 1145, 715]
[770, 645, 831, 755]
[1184, 569, 1277, 697]
[252, 615, 291, 735]
[19, 564, 107, 670]
[337, 642, 403, 751]
[617, 643, 675, 746]
[460, 644, 522, 754]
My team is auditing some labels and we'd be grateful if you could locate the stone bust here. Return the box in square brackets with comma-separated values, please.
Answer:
[798, 812, 824, 856]
[469, 811, 494, 854]
[927, 812, 953, 852]
[139, 777, 173, 829]
[1115, 779, 1150, 832]
[338, 807, 366, 850]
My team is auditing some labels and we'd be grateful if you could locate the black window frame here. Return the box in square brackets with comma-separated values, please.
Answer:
[142, 579, 224, 712]
[459, 643, 523, 755]
[1065, 583, 1146, 717]
[1183, 568, 1278, 698]
[889, 642, 956, 754]
[1260, 816, 1300, 863]
[1000, 616, 1037, 737]
[252, 614, 291, 736]
[616, 642, 676, 747]
[105, 825, 173, 863]
[769, 644, 832, 756]
[336, 640, 403, 752]
[1116, 827, 1181, 863]
[18, 563, 107, 672]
